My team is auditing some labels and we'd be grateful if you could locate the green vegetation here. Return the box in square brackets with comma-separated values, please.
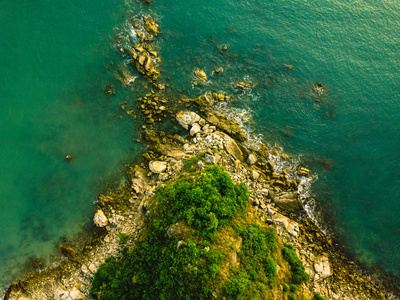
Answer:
[282, 243, 310, 285]
[289, 284, 298, 292]
[312, 293, 326, 300]
[184, 156, 200, 169]
[224, 224, 278, 299]
[288, 294, 296, 300]
[118, 233, 129, 245]
[282, 283, 289, 292]
[90, 165, 313, 300]
[155, 166, 248, 239]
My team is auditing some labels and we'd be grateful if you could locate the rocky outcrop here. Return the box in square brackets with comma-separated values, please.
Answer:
[175, 110, 202, 130]
[204, 110, 247, 142]
[93, 209, 108, 227]
[149, 161, 167, 174]
[273, 192, 302, 212]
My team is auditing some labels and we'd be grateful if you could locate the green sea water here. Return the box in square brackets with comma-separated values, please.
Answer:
[2, 0, 400, 294]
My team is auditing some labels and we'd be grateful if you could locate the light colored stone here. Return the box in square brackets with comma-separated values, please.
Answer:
[149, 161, 167, 174]
[251, 170, 260, 180]
[194, 68, 207, 81]
[314, 255, 332, 281]
[213, 131, 244, 161]
[273, 192, 302, 212]
[70, 287, 85, 299]
[94, 209, 108, 227]
[271, 213, 300, 237]
[247, 153, 257, 165]
[190, 123, 201, 136]
[176, 110, 201, 130]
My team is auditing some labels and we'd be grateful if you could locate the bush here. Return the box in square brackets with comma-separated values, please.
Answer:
[282, 283, 289, 292]
[156, 166, 248, 238]
[312, 293, 326, 300]
[282, 244, 309, 285]
[118, 233, 129, 245]
[91, 166, 248, 299]
[289, 284, 297, 292]
[288, 294, 296, 300]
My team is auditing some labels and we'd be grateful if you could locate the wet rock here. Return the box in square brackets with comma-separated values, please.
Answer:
[105, 83, 115, 95]
[149, 161, 167, 174]
[204, 110, 247, 142]
[194, 68, 208, 81]
[236, 81, 250, 90]
[298, 167, 311, 178]
[176, 110, 201, 130]
[94, 209, 108, 227]
[143, 16, 158, 36]
[273, 192, 303, 212]
[284, 64, 294, 70]
[215, 67, 223, 73]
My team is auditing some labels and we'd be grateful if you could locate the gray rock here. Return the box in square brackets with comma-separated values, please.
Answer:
[149, 161, 167, 174]
[314, 255, 332, 281]
[271, 213, 300, 237]
[176, 110, 201, 130]
[247, 153, 257, 165]
[94, 209, 108, 227]
[273, 192, 303, 212]
[190, 123, 201, 136]
[251, 170, 260, 180]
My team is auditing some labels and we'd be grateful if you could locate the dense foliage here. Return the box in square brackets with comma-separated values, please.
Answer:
[224, 224, 278, 299]
[155, 166, 248, 238]
[282, 243, 310, 285]
[90, 166, 249, 299]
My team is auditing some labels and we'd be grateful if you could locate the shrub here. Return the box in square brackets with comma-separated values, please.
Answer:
[288, 294, 296, 300]
[312, 293, 326, 300]
[282, 243, 309, 285]
[282, 283, 289, 292]
[156, 166, 248, 238]
[289, 284, 297, 292]
[118, 233, 129, 245]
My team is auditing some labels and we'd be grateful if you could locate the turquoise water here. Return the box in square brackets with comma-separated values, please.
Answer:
[2, 0, 400, 293]
[0, 0, 144, 290]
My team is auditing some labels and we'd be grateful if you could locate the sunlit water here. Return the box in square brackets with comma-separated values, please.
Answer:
[2, 0, 400, 294]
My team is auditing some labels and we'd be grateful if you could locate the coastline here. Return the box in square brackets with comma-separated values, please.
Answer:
[3, 7, 400, 300]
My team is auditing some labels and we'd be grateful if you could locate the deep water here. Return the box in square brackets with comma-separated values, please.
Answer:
[2, 0, 400, 293]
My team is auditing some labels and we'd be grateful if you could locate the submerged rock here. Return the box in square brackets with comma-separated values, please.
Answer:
[194, 68, 208, 81]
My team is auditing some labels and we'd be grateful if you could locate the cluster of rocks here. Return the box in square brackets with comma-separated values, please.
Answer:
[119, 16, 162, 85]
[3, 106, 397, 299]
[136, 92, 170, 124]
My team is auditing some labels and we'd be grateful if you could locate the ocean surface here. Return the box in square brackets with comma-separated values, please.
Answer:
[1, 0, 400, 293]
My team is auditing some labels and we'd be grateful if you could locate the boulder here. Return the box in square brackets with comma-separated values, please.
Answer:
[204, 110, 247, 142]
[190, 123, 201, 136]
[251, 170, 260, 181]
[143, 16, 158, 36]
[149, 161, 167, 173]
[247, 153, 257, 165]
[94, 209, 108, 227]
[176, 110, 201, 130]
[271, 213, 300, 237]
[314, 255, 332, 281]
[194, 68, 207, 81]
[273, 192, 303, 212]
[213, 131, 244, 161]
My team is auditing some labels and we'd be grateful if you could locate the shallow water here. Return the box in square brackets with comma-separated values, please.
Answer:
[2, 0, 400, 293]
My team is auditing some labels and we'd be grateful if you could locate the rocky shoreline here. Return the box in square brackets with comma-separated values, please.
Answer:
[3, 9, 399, 300]
[4, 104, 399, 299]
